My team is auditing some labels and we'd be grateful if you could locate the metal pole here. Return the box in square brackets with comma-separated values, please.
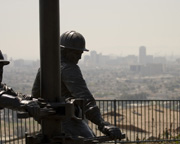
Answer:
[114, 99, 117, 144]
[39, 0, 61, 140]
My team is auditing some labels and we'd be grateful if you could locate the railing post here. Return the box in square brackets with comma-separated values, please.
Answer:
[114, 99, 117, 144]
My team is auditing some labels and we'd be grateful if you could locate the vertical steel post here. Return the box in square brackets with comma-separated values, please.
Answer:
[114, 99, 117, 144]
[39, 0, 61, 140]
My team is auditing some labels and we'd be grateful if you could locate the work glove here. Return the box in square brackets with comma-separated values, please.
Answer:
[86, 106, 122, 139]
[21, 99, 40, 121]
[1, 84, 17, 96]
[98, 121, 122, 139]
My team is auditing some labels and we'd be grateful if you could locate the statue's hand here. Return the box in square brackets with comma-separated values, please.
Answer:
[98, 121, 122, 139]
[22, 100, 40, 121]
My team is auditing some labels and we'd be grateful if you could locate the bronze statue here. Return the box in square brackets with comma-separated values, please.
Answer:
[32, 31, 122, 139]
[0, 50, 40, 120]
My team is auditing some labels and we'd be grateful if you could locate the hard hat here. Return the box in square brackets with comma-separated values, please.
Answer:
[0, 50, 9, 65]
[60, 31, 89, 51]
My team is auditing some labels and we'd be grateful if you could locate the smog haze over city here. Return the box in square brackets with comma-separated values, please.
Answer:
[0, 0, 180, 60]
[1, 0, 180, 100]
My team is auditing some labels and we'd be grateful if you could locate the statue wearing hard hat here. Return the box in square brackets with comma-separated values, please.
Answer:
[0, 50, 40, 120]
[32, 31, 122, 139]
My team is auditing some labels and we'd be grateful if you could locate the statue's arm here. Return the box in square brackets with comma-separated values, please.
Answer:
[0, 92, 40, 121]
[0, 93, 28, 111]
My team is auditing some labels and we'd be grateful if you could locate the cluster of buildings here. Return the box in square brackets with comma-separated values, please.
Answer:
[2, 53, 40, 68]
[2, 46, 175, 76]
[82, 46, 168, 76]
[130, 46, 166, 75]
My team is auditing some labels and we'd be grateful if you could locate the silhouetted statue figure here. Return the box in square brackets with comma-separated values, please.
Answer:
[0, 50, 40, 120]
[32, 31, 122, 139]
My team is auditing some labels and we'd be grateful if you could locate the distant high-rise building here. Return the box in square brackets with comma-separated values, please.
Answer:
[90, 51, 99, 65]
[139, 46, 146, 65]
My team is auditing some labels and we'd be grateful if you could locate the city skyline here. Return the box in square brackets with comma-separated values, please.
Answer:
[3, 46, 180, 64]
[0, 0, 180, 60]
[3, 46, 180, 62]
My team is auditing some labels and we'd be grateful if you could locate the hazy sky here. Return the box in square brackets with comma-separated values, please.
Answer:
[0, 0, 180, 60]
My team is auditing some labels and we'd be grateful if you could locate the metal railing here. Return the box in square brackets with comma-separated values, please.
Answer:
[1, 100, 180, 143]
